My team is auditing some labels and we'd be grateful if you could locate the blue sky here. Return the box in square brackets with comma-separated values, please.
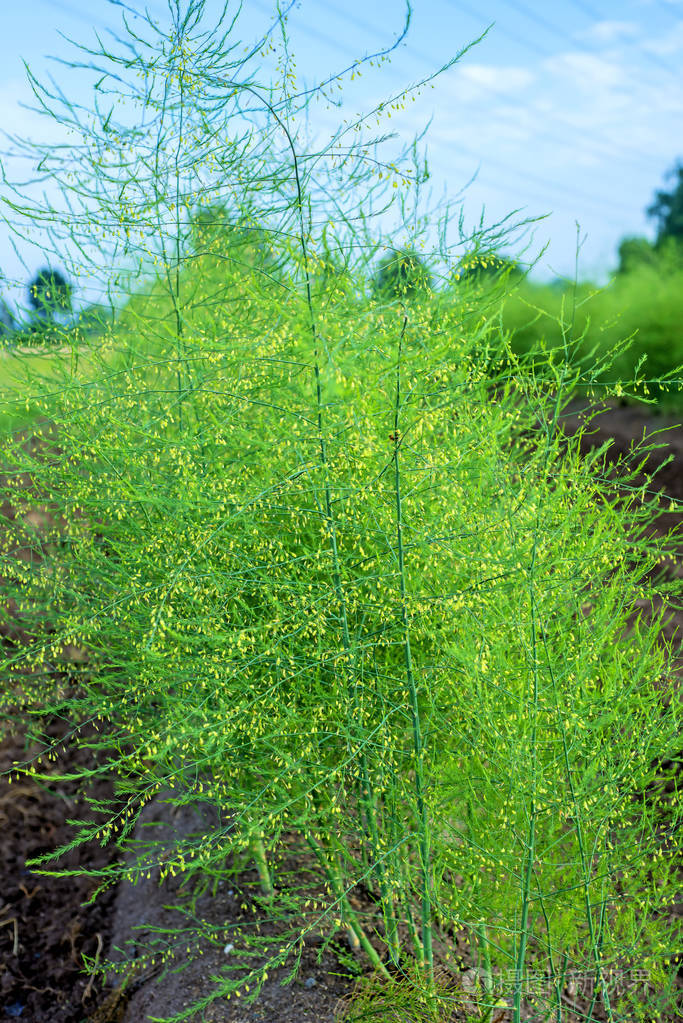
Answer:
[1, 0, 682, 308]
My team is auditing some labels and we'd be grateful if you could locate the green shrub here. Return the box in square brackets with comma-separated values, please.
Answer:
[497, 264, 683, 408]
[1, 5, 681, 1023]
[455, 250, 523, 285]
[371, 247, 433, 301]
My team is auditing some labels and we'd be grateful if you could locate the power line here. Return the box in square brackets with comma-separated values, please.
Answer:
[504, 0, 575, 50]
[447, 0, 679, 175]
[313, 0, 657, 215]
[35, 0, 674, 187]
[515, 0, 683, 80]
[35, 0, 116, 33]
[426, 159, 635, 233]
[95, 0, 643, 223]
[15, 0, 663, 234]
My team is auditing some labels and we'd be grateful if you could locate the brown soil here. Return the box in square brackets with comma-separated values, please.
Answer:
[563, 397, 683, 503]
[0, 725, 118, 1022]
[1, 400, 682, 1022]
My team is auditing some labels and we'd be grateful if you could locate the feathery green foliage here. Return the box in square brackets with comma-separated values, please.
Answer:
[371, 247, 433, 301]
[498, 263, 683, 408]
[0, 3, 681, 1022]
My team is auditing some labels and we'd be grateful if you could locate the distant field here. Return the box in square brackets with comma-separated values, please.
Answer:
[0, 343, 95, 432]
[498, 265, 683, 410]
[2, 256, 683, 440]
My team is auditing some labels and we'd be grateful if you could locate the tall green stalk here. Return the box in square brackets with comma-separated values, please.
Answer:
[264, 75, 407, 969]
[391, 313, 433, 981]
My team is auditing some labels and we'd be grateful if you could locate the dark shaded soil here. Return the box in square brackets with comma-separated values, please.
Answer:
[1, 400, 682, 1022]
[103, 797, 362, 1023]
[0, 725, 119, 1022]
[563, 397, 683, 503]
[563, 398, 683, 652]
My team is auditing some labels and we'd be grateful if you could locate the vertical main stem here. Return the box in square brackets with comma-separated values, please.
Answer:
[251, 835, 274, 898]
[526, 372, 613, 1023]
[513, 547, 539, 1022]
[306, 835, 391, 979]
[392, 318, 433, 981]
[173, 59, 185, 435]
[282, 126, 399, 968]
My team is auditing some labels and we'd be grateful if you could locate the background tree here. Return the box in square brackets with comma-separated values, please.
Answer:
[308, 225, 355, 302]
[647, 159, 683, 247]
[455, 250, 522, 286]
[614, 234, 683, 277]
[614, 160, 683, 276]
[371, 247, 433, 301]
[0, 296, 15, 341]
[75, 302, 113, 338]
[616, 235, 659, 275]
[190, 203, 282, 282]
[27, 267, 73, 323]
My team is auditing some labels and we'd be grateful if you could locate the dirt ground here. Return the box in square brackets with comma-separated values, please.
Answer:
[1, 399, 682, 1023]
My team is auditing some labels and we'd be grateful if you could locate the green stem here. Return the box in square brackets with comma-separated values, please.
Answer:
[477, 923, 493, 995]
[512, 365, 573, 1023]
[543, 614, 614, 1021]
[334, 850, 360, 952]
[534, 865, 565, 1023]
[513, 564, 540, 1023]
[283, 116, 399, 968]
[251, 835, 273, 898]
[392, 317, 433, 983]
[400, 856, 424, 968]
[306, 835, 390, 979]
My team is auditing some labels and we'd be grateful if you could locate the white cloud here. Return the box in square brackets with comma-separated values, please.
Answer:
[640, 21, 683, 55]
[581, 20, 640, 44]
[446, 63, 534, 103]
[542, 52, 628, 93]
